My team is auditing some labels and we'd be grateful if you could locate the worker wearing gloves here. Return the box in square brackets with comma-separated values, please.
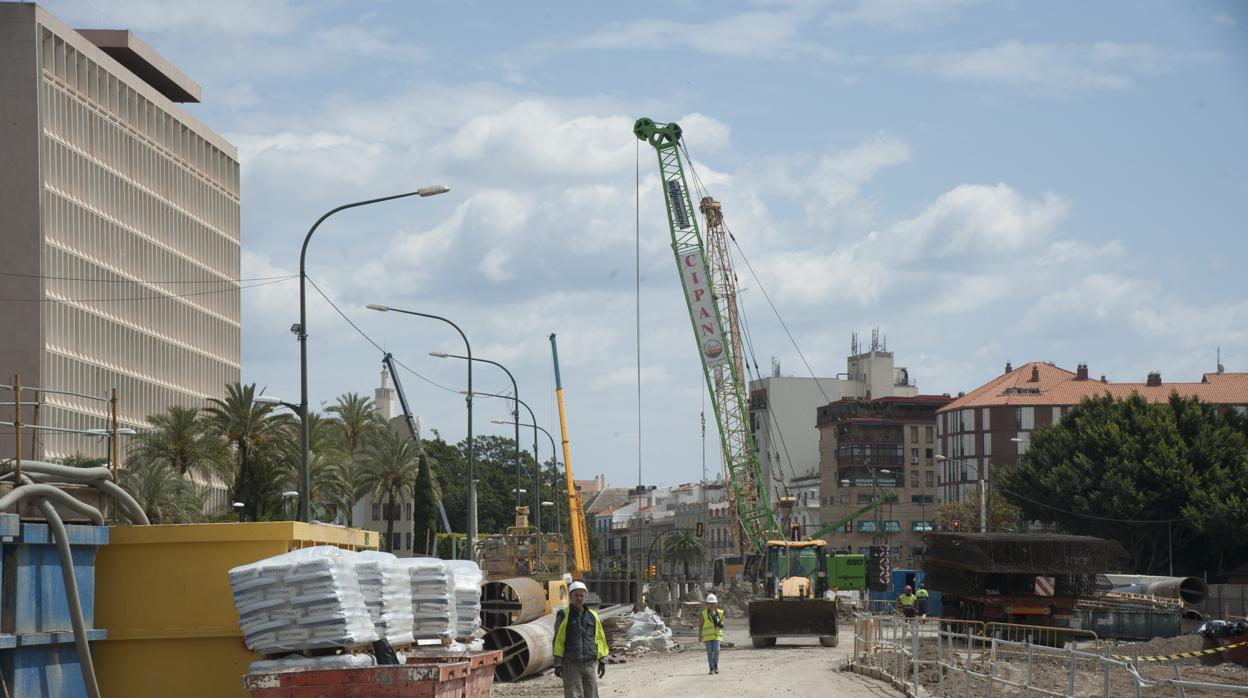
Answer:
[700, 593, 726, 674]
[553, 581, 609, 698]
[896, 585, 918, 618]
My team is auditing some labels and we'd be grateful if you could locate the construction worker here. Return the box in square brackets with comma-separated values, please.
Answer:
[896, 584, 918, 618]
[553, 581, 609, 698]
[915, 580, 930, 618]
[699, 593, 726, 675]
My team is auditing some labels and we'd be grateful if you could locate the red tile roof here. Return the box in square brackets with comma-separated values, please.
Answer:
[939, 363, 1248, 412]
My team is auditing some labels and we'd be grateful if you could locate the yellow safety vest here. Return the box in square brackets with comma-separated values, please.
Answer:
[897, 593, 917, 610]
[700, 608, 725, 642]
[553, 607, 609, 661]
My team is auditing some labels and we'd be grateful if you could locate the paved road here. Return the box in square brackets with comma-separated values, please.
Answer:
[494, 623, 902, 697]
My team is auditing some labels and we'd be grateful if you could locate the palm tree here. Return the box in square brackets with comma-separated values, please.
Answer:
[663, 529, 708, 579]
[359, 428, 420, 552]
[327, 393, 382, 525]
[121, 456, 204, 523]
[203, 382, 282, 521]
[131, 406, 226, 479]
[296, 413, 355, 522]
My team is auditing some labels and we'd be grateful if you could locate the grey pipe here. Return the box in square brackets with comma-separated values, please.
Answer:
[483, 611, 558, 682]
[94, 479, 149, 525]
[0, 484, 105, 525]
[1, 460, 149, 525]
[1102, 574, 1209, 605]
[37, 499, 102, 698]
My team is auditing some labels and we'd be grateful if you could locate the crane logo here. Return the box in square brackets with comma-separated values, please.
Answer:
[703, 339, 724, 360]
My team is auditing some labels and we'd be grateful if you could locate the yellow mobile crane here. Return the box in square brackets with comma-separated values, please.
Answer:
[550, 333, 591, 579]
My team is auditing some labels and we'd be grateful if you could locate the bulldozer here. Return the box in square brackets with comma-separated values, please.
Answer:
[748, 539, 839, 648]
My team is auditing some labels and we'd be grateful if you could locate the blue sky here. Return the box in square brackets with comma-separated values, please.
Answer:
[46, 0, 1248, 487]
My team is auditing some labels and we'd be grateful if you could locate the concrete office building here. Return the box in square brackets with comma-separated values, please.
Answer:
[0, 5, 240, 469]
[749, 329, 918, 513]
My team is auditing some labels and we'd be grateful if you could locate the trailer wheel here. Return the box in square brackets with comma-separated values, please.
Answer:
[752, 637, 776, 649]
[819, 635, 838, 647]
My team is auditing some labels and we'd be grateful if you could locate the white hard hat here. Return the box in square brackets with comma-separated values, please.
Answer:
[706, 593, 718, 604]
[569, 581, 588, 593]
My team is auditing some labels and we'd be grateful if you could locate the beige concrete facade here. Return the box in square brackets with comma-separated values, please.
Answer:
[0, 4, 240, 471]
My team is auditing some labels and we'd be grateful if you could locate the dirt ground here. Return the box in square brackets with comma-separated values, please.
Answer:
[492, 623, 902, 697]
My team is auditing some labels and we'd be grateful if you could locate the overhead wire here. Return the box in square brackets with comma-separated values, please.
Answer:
[303, 276, 457, 394]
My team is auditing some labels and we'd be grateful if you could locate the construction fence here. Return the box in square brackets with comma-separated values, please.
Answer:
[848, 613, 1248, 697]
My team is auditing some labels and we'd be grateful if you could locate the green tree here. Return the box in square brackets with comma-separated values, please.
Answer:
[121, 456, 204, 523]
[326, 393, 383, 525]
[359, 428, 420, 552]
[412, 454, 438, 555]
[933, 476, 1020, 533]
[998, 394, 1248, 574]
[663, 529, 707, 579]
[203, 382, 286, 521]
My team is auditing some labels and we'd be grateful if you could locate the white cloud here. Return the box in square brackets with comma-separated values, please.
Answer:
[546, 9, 841, 61]
[901, 40, 1218, 94]
[823, 0, 978, 31]
[884, 183, 1070, 259]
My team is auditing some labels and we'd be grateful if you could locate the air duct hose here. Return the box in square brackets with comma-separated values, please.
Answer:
[2, 459, 151, 698]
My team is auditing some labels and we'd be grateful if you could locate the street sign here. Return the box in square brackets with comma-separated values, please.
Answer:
[1035, 575, 1055, 597]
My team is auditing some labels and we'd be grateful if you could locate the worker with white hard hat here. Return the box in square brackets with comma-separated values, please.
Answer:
[700, 593, 726, 675]
[553, 580, 608, 697]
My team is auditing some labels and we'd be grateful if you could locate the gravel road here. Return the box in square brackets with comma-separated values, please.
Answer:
[492, 623, 903, 697]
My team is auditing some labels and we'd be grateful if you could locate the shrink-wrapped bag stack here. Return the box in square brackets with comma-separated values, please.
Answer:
[398, 557, 456, 641]
[229, 546, 378, 653]
[353, 551, 415, 646]
[446, 560, 484, 639]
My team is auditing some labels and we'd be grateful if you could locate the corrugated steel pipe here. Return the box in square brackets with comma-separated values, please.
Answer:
[1102, 574, 1209, 605]
[483, 611, 558, 682]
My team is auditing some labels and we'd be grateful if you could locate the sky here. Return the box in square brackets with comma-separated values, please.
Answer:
[44, 0, 1248, 489]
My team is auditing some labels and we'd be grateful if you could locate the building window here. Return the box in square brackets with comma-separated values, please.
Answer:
[981, 407, 991, 431]
[925, 448, 933, 460]
[372, 503, 380, 520]
[1016, 406, 1034, 430]
[1052, 406, 1062, 424]
[926, 471, 934, 488]
[406, 502, 412, 520]
[393, 532, 401, 551]
[839, 494, 848, 504]
[910, 426, 918, 441]
[405, 532, 411, 550]
[925, 426, 933, 442]
[911, 448, 918, 464]
[910, 470, 919, 488]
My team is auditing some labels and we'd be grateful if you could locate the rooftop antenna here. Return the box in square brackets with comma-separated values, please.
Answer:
[851, 331, 859, 355]
[871, 327, 880, 352]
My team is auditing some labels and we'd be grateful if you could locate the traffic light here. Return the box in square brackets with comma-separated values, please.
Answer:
[951, 520, 960, 531]
[695, 521, 704, 538]
[646, 563, 657, 580]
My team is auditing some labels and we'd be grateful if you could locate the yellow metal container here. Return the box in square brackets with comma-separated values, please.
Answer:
[93, 522, 377, 698]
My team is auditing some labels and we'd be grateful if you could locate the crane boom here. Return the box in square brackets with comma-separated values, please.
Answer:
[634, 118, 776, 551]
[549, 334, 591, 577]
[381, 354, 452, 537]
[806, 493, 898, 542]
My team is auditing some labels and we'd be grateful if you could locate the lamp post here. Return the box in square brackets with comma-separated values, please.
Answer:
[282, 490, 299, 521]
[365, 303, 474, 550]
[297, 185, 449, 523]
[494, 419, 562, 538]
[936, 454, 987, 533]
[434, 353, 522, 511]
[471, 389, 540, 529]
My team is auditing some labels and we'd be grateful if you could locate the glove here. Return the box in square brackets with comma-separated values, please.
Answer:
[597, 661, 606, 678]
[553, 665, 563, 678]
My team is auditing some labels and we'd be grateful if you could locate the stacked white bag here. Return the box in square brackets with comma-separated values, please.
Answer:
[353, 551, 415, 646]
[398, 557, 456, 641]
[229, 546, 378, 654]
[445, 560, 484, 639]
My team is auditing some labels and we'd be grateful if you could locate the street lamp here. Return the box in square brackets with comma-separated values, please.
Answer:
[297, 186, 450, 523]
[493, 418, 562, 536]
[232, 501, 245, 523]
[365, 303, 475, 551]
[255, 395, 302, 414]
[282, 490, 299, 520]
[936, 454, 987, 533]
[435, 353, 523, 512]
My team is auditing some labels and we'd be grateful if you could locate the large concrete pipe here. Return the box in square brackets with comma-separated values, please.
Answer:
[481, 577, 547, 630]
[1102, 575, 1209, 605]
[483, 611, 558, 682]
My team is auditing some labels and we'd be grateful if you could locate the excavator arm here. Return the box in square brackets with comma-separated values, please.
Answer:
[807, 493, 899, 542]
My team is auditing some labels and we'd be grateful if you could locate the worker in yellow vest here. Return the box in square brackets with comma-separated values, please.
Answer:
[699, 594, 726, 675]
[896, 585, 917, 618]
[553, 581, 609, 698]
[915, 581, 930, 618]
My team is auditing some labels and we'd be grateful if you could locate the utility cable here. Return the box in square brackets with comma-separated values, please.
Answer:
[636, 137, 643, 488]
[0, 276, 291, 302]
[303, 276, 456, 394]
[997, 486, 1189, 523]
[0, 270, 297, 284]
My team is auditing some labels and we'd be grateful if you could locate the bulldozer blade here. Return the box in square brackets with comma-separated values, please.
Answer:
[748, 599, 838, 638]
